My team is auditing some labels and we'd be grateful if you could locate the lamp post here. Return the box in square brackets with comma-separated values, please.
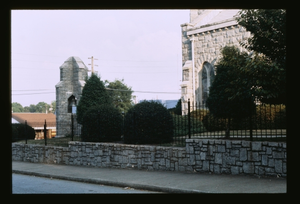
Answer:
[71, 98, 77, 141]
[121, 111, 125, 142]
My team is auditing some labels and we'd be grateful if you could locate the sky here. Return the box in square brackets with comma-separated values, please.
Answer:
[11, 9, 190, 107]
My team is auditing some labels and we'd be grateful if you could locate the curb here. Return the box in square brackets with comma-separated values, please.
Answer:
[12, 170, 209, 194]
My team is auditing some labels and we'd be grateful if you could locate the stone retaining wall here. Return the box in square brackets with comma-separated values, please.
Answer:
[12, 139, 286, 177]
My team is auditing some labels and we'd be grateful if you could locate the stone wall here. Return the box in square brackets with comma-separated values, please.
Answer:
[12, 139, 286, 177]
[185, 139, 286, 177]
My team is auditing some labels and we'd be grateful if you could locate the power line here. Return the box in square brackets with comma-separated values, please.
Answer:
[12, 88, 180, 96]
[12, 54, 179, 63]
[12, 92, 55, 95]
[12, 89, 54, 92]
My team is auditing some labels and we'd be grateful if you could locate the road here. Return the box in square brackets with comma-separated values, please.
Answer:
[12, 174, 157, 194]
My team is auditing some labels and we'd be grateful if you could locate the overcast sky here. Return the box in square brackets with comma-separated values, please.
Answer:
[11, 9, 190, 107]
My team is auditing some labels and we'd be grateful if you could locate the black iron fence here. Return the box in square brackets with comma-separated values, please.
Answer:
[12, 101, 286, 147]
[171, 100, 286, 146]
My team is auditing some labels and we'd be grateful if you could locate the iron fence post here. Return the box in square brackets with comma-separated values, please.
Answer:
[25, 120, 27, 144]
[188, 99, 191, 139]
[249, 111, 253, 141]
[71, 114, 74, 141]
[44, 120, 47, 146]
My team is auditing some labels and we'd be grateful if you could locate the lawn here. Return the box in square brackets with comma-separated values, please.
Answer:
[14, 136, 81, 147]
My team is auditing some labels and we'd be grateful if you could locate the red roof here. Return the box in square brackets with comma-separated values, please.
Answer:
[12, 113, 56, 128]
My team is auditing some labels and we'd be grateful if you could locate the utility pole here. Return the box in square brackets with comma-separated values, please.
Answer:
[88, 56, 98, 74]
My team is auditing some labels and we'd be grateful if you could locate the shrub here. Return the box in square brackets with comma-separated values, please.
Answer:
[124, 101, 173, 144]
[77, 74, 112, 124]
[202, 104, 286, 131]
[202, 113, 228, 131]
[81, 104, 123, 142]
[12, 123, 35, 142]
[172, 114, 206, 136]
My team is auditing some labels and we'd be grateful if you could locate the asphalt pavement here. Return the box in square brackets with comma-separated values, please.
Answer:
[12, 161, 286, 193]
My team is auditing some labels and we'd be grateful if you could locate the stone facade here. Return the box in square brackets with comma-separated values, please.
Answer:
[181, 10, 251, 114]
[12, 139, 286, 178]
[55, 56, 88, 137]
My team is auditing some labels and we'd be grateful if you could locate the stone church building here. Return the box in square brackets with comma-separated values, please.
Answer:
[55, 56, 89, 137]
[180, 9, 251, 115]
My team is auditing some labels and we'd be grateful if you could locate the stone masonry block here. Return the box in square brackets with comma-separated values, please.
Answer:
[252, 142, 262, 151]
[242, 141, 251, 147]
[213, 165, 220, 174]
[243, 162, 254, 174]
[275, 159, 283, 174]
[179, 158, 188, 166]
[224, 155, 235, 166]
[188, 155, 195, 165]
[249, 152, 260, 162]
[240, 148, 247, 161]
[200, 152, 206, 160]
[262, 155, 268, 166]
[273, 151, 284, 159]
[203, 161, 210, 171]
[283, 162, 287, 173]
[232, 141, 241, 145]
[226, 141, 231, 149]
[231, 166, 239, 175]
[268, 142, 278, 147]
[266, 147, 272, 155]
[215, 153, 223, 164]
[217, 145, 226, 153]
[230, 149, 239, 157]
[268, 159, 274, 167]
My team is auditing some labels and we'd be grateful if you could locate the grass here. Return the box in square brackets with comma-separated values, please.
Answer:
[14, 136, 81, 147]
[14, 128, 286, 148]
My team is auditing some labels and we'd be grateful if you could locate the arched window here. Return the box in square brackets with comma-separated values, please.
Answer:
[68, 95, 77, 113]
[202, 62, 215, 104]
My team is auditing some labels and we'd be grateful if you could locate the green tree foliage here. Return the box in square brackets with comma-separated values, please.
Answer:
[35, 102, 49, 113]
[124, 101, 173, 144]
[15, 102, 52, 113]
[51, 101, 56, 113]
[174, 99, 182, 115]
[77, 73, 112, 124]
[12, 102, 23, 112]
[206, 46, 256, 138]
[12, 123, 36, 142]
[237, 9, 286, 104]
[81, 104, 123, 142]
[105, 79, 133, 113]
[23, 106, 30, 112]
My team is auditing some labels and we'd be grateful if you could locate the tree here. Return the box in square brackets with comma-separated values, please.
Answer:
[77, 73, 112, 124]
[236, 9, 286, 104]
[29, 104, 36, 113]
[81, 104, 123, 142]
[12, 102, 23, 112]
[35, 102, 49, 113]
[51, 101, 56, 113]
[174, 99, 182, 115]
[206, 46, 256, 138]
[105, 79, 133, 113]
[23, 106, 30, 112]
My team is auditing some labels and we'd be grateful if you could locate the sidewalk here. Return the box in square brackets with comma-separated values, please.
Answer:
[12, 161, 286, 193]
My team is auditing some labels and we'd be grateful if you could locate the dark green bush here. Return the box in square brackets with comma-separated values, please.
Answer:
[124, 101, 173, 144]
[172, 115, 206, 136]
[202, 113, 228, 131]
[12, 123, 35, 142]
[202, 104, 286, 131]
[81, 104, 123, 142]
